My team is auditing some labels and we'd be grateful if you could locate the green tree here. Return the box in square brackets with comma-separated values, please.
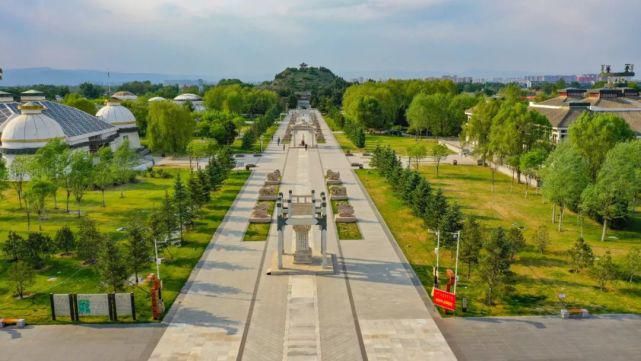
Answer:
[478, 227, 513, 305]
[533, 225, 549, 254]
[22, 232, 55, 269]
[122, 98, 150, 136]
[9, 156, 31, 208]
[459, 216, 483, 278]
[462, 98, 500, 165]
[581, 141, 641, 241]
[147, 101, 195, 154]
[440, 203, 463, 249]
[149, 191, 178, 247]
[3, 232, 25, 262]
[62, 93, 96, 114]
[67, 150, 94, 214]
[77, 217, 103, 264]
[112, 139, 137, 197]
[623, 248, 641, 283]
[541, 142, 590, 231]
[78, 82, 103, 99]
[173, 174, 191, 242]
[354, 96, 387, 129]
[94, 146, 114, 207]
[424, 189, 448, 231]
[0, 157, 9, 199]
[54, 226, 76, 255]
[489, 101, 550, 183]
[126, 220, 152, 284]
[430, 144, 450, 177]
[568, 237, 594, 273]
[590, 250, 617, 291]
[505, 227, 526, 262]
[406, 143, 427, 169]
[25, 179, 56, 219]
[97, 238, 128, 292]
[568, 113, 635, 180]
[8, 261, 34, 299]
[519, 147, 548, 196]
[32, 139, 70, 209]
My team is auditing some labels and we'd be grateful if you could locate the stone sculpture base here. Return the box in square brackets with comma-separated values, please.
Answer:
[265, 180, 281, 186]
[335, 215, 357, 223]
[329, 195, 348, 201]
[326, 180, 342, 185]
[266, 252, 336, 275]
[249, 217, 272, 224]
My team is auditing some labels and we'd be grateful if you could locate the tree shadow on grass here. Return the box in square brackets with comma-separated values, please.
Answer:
[518, 255, 567, 268]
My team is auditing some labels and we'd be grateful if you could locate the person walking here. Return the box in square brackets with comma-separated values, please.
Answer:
[283, 143, 286, 151]
[305, 144, 308, 151]
[277, 137, 280, 145]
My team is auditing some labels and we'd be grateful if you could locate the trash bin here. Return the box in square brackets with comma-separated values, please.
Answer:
[452, 159, 458, 166]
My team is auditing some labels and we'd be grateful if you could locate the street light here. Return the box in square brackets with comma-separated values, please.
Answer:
[429, 229, 462, 294]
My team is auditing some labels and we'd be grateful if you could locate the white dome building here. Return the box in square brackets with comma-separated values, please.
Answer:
[174, 93, 205, 111]
[111, 91, 138, 101]
[96, 98, 141, 150]
[0, 91, 14, 103]
[0, 102, 66, 165]
[148, 96, 166, 102]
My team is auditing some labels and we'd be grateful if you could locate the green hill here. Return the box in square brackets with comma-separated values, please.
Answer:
[264, 65, 350, 109]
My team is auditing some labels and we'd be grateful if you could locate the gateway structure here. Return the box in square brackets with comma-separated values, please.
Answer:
[0, 90, 140, 167]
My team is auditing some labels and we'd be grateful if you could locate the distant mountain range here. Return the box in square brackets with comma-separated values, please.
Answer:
[0, 67, 216, 86]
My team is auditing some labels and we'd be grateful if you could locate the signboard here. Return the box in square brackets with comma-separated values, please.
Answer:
[77, 294, 110, 316]
[50, 293, 136, 321]
[432, 288, 456, 311]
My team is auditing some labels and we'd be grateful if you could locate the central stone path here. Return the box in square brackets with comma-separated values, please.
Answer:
[148, 110, 456, 361]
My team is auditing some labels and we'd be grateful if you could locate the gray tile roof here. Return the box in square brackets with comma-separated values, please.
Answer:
[0, 101, 115, 137]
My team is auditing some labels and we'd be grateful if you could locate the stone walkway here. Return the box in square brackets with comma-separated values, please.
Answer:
[148, 110, 456, 360]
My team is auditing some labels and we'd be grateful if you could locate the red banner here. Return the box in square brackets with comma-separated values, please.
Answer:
[433, 288, 456, 311]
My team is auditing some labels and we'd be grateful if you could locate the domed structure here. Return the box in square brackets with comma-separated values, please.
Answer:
[174, 93, 205, 111]
[148, 96, 166, 102]
[112, 91, 137, 101]
[174, 93, 202, 102]
[97, 98, 136, 127]
[1, 102, 65, 151]
[0, 91, 13, 103]
[96, 98, 141, 149]
[20, 89, 46, 102]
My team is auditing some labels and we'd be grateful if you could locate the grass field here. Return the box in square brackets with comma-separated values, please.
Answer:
[243, 199, 276, 242]
[356, 165, 641, 316]
[333, 132, 447, 156]
[0, 169, 250, 324]
[230, 123, 279, 154]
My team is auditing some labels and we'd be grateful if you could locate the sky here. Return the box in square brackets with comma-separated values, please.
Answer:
[1, 0, 640, 81]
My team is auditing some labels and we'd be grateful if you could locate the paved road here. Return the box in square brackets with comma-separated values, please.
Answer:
[437, 314, 641, 361]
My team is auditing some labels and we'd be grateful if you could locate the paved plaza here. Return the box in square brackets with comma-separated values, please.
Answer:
[3, 110, 641, 361]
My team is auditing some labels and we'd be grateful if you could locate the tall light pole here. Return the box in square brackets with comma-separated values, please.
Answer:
[453, 230, 461, 294]
[153, 237, 162, 280]
[428, 229, 441, 288]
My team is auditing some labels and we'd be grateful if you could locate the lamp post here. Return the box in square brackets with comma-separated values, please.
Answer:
[429, 229, 462, 294]
[153, 237, 162, 280]
[453, 230, 461, 294]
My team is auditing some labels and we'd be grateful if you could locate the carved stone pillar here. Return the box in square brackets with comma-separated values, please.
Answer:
[293, 224, 312, 264]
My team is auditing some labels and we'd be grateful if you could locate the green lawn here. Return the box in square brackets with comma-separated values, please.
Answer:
[243, 200, 276, 242]
[356, 166, 641, 316]
[333, 132, 446, 156]
[0, 169, 250, 324]
[230, 123, 279, 154]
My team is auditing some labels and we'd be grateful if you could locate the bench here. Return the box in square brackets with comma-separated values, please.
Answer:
[561, 308, 590, 319]
[0, 318, 25, 328]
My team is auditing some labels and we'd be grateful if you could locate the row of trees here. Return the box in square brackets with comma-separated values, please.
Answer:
[5, 139, 137, 224]
[343, 117, 366, 148]
[2, 147, 236, 298]
[240, 105, 282, 150]
[342, 79, 461, 130]
[463, 94, 552, 189]
[541, 115, 639, 239]
[407, 92, 477, 138]
[371, 145, 530, 305]
[204, 84, 279, 115]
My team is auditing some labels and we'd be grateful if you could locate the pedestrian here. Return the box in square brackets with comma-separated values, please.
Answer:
[283, 143, 286, 151]
[305, 144, 308, 151]
[277, 137, 280, 145]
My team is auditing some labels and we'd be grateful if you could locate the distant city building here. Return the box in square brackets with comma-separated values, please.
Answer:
[441, 75, 473, 84]
[0, 90, 140, 167]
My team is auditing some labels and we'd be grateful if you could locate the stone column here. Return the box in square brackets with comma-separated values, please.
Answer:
[321, 228, 327, 267]
[293, 224, 312, 264]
